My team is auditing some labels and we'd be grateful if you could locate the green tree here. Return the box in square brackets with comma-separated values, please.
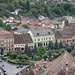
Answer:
[66, 46, 72, 52]
[37, 46, 46, 57]
[8, 3, 15, 12]
[4, 24, 12, 31]
[18, 55, 22, 61]
[44, 55, 47, 61]
[71, 50, 75, 57]
[0, 19, 4, 27]
[25, 44, 31, 56]
[12, 53, 17, 59]
[33, 43, 37, 54]
[48, 41, 54, 50]
[22, 24, 29, 29]
[65, 20, 69, 27]
[59, 40, 63, 49]
[26, 1, 30, 12]
[4, 11, 10, 18]
[54, 39, 59, 49]
[53, 53, 59, 58]
[23, 55, 29, 61]
[25, 44, 29, 54]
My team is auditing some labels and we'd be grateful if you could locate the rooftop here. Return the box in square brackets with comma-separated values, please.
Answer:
[14, 33, 33, 44]
[30, 28, 54, 37]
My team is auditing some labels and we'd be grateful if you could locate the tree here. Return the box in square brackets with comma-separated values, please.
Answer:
[71, 50, 75, 57]
[4, 11, 10, 18]
[37, 46, 46, 57]
[59, 40, 63, 49]
[65, 20, 69, 27]
[54, 39, 59, 49]
[25, 44, 29, 54]
[33, 43, 37, 54]
[8, 3, 15, 12]
[25, 44, 31, 56]
[44, 55, 47, 61]
[22, 24, 29, 29]
[12, 53, 17, 59]
[23, 55, 29, 61]
[26, 1, 30, 12]
[18, 55, 22, 61]
[53, 53, 59, 58]
[66, 46, 72, 52]
[4, 24, 11, 31]
[0, 19, 4, 27]
[48, 41, 54, 50]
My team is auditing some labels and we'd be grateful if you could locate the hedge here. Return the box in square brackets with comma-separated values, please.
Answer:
[7, 60, 32, 65]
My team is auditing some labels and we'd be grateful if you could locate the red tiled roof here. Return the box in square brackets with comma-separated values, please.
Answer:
[0, 31, 14, 38]
[21, 19, 27, 21]
[28, 25, 34, 29]
[37, 61, 51, 67]
[18, 23, 24, 27]
[27, 22, 41, 25]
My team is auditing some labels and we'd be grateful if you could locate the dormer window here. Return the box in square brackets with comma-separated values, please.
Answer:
[37, 33, 39, 35]
[48, 32, 50, 34]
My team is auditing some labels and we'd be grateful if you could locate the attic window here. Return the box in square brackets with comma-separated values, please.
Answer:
[48, 32, 50, 34]
[37, 33, 39, 35]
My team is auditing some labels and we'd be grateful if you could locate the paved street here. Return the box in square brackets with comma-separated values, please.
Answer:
[0, 61, 26, 75]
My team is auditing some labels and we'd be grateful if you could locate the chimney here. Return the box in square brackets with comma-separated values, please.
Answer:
[66, 63, 68, 75]
[33, 69, 36, 75]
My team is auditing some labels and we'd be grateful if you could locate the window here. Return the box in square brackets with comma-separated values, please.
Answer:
[6, 40, 8, 42]
[6, 49, 8, 51]
[46, 42, 47, 46]
[41, 38, 43, 40]
[9, 40, 10, 43]
[46, 38, 47, 40]
[12, 40, 13, 42]
[52, 37, 54, 39]
[9, 44, 10, 46]
[35, 39, 36, 42]
[49, 37, 51, 40]
[44, 43, 45, 46]
[48, 32, 50, 34]
[37, 33, 39, 35]
[38, 39, 40, 41]
[44, 38, 45, 40]
[6, 44, 8, 47]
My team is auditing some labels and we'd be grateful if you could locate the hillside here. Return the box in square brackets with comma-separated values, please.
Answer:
[0, 0, 75, 19]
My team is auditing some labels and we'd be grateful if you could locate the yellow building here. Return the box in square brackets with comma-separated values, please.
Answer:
[28, 29, 55, 47]
[0, 30, 14, 54]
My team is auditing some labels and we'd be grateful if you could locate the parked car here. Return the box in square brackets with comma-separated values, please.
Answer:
[4, 72, 7, 75]
[20, 65, 24, 68]
[16, 65, 20, 68]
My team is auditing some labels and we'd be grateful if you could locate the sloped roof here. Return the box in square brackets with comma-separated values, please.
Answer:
[15, 27, 29, 34]
[43, 50, 75, 75]
[60, 27, 75, 37]
[0, 30, 14, 38]
[31, 28, 54, 37]
[16, 63, 42, 75]
[14, 33, 33, 44]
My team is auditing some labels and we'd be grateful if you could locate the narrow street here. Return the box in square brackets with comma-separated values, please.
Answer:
[0, 61, 26, 75]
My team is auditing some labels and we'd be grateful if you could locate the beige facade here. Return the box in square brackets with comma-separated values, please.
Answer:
[0, 37, 14, 53]
[28, 29, 55, 47]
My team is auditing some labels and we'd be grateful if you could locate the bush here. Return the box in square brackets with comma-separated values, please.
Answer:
[53, 53, 59, 58]
[1, 57, 7, 61]
[66, 46, 73, 52]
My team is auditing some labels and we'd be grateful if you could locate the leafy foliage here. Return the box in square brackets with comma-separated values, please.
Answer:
[37, 46, 46, 57]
